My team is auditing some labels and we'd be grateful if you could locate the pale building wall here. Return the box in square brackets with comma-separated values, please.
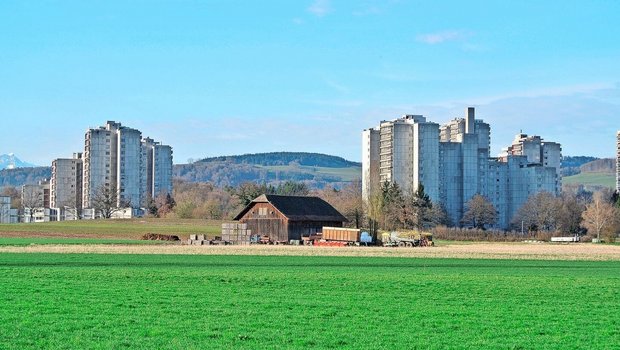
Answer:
[541, 142, 562, 194]
[153, 144, 173, 196]
[439, 142, 463, 225]
[0, 196, 12, 223]
[83, 128, 113, 208]
[117, 127, 143, 207]
[50, 154, 82, 209]
[413, 122, 440, 202]
[362, 128, 380, 203]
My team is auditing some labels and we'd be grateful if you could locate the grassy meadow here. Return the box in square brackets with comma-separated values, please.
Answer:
[0, 218, 222, 240]
[0, 254, 618, 349]
[563, 172, 615, 189]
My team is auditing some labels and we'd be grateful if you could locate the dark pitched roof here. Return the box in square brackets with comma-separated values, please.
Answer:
[233, 194, 347, 222]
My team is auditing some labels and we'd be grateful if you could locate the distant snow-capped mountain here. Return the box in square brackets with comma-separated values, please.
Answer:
[0, 153, 37, 170]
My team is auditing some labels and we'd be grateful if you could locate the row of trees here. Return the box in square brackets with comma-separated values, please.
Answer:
[365, 181, 619, 242]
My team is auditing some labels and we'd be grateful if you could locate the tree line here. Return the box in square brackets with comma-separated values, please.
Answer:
[2, 178, 618, 242]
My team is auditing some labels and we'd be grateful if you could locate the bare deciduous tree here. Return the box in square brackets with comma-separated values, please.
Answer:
[21, 185, 43, 222]
[92, 185, 130, 219]
[512, 192, 561, 233]
[582, 192, 618, 241]
[461, 194, 497, 230]
[556, 192, 586, 235]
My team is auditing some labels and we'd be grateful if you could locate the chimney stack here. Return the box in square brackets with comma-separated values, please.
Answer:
[466, 107, 475, 134]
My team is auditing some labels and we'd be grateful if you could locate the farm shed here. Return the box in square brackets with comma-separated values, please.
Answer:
[233, 194, 347, 242]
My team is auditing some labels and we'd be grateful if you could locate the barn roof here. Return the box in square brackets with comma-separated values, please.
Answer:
[233, 194, 348, 222]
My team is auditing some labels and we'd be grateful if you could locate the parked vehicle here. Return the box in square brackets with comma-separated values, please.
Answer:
[381, 231, 434, 247]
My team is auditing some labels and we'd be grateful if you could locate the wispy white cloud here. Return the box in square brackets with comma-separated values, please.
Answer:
[308, 0, 332, 17]
[292, 18, 305, 25]
[416, 30, 471, 44]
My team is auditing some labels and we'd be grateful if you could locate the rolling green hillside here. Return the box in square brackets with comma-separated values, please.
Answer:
[174, 152, 361, 188]
[563, 172, 615, 189]
[563, 157, 616, 190]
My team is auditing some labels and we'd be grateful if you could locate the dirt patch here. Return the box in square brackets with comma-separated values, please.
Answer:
[0, 242, 619, 261]
[141, 233, 180, 241]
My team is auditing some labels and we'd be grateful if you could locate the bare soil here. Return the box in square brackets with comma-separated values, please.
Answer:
[1, 242, 619, 261]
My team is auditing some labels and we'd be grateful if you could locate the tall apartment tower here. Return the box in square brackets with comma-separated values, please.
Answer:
[362, 107, 561, 230]
[617, 131, 620, 192]
[83, 122, 116, 209]
[82, 121, 173, 210]
[362, 115, 440, 202]
[437, 108, 491, 225]
[116, 126, 143, 207]
[141, 137, 174, 199]
[362, 128, 380, 202]
[50, 153, 83, 209]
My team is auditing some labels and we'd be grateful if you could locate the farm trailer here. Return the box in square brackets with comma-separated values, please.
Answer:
[381, 232, 434, 247]
[308, 227, 373, 247]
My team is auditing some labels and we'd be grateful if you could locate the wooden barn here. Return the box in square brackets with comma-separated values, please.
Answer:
[233, 194, 347, 242]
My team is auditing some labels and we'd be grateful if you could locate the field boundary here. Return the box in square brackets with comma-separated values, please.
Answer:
[1, 242, 619, 261]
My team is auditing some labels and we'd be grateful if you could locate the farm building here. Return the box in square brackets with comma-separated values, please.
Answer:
[233, 194, 347, 242]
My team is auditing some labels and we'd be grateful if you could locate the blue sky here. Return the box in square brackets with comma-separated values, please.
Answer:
[0, 0, 619, 165]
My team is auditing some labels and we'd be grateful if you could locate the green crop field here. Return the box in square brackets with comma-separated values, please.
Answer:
[1, 254, 618, 349]
[563, 172, 615, 189]
[0, 218, 222, 239]
[0, 237, 173, 246]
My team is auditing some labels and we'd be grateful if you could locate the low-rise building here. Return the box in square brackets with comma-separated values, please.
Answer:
[0, 196, 19, 224]
[233, 195, 348, 242]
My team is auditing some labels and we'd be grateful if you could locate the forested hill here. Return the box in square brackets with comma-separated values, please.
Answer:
[176, 152, 361, 188]
[0, 167, 52, 187]
[198, 152, 361, 168]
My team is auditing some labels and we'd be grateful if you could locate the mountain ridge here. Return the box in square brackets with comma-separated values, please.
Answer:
[0, 153, 37, 170]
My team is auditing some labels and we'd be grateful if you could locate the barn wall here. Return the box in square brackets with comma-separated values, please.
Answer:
[238, 202, 289, 241]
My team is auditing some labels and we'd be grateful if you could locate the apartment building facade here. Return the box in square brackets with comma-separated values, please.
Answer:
[50, 153, 83, 209]
[362, 107, 562, 230]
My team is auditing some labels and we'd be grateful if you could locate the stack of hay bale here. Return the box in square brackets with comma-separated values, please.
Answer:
[188, 234, 209, 245]
[221, 222, 252, 245]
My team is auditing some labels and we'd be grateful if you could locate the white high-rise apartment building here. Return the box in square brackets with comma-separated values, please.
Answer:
[362, 107, 561, 229]
[141, 137, 174, 198]
[50, 153, 83, 209]
[364, 115, 440, 202]
[82, 121, 173, 210]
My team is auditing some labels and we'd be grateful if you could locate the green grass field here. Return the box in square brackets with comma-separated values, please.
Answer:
[0, 237, 174, 246]
[0, 218, 222, 239]
[563, 172, 615, 189]
[0, 254, 618, 349]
